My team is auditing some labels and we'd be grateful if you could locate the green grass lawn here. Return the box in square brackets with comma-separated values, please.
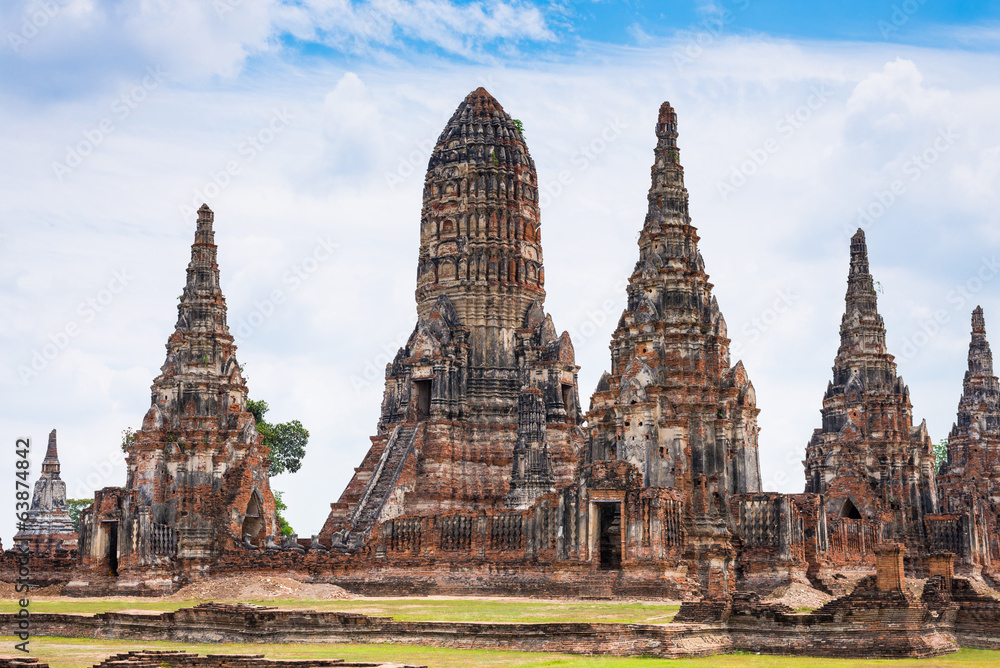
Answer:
[4, 599, 1000, 667]
[0, 598, 681, 624]
[2, 638, 1000, 668]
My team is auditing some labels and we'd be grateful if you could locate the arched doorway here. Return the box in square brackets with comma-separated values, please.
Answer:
[840, 498, 862, 520]
[241, 491, 265, 547]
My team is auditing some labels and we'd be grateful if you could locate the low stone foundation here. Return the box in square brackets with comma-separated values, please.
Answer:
[61, 558, 697, 599]
[3, 593, 1000, 659]
[0, 603, 729, 658]
[0, 650, 425, 668]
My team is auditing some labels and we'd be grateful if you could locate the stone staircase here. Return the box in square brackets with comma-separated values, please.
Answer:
[350, 422, 421, 535]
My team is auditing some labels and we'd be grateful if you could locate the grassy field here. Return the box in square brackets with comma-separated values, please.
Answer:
[4, 599, 1000, 667]
[0, 598, 681, 624]
[3, 638, 1000, 668]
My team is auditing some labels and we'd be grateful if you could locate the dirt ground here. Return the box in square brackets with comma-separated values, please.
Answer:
[0, 575, 352, 601]
[165, 574, 352, 601]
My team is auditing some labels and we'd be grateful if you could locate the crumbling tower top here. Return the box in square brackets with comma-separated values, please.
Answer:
[835, 229, 890, 367]
[41, 428, 60, 477]
[415, 87, 544, 366]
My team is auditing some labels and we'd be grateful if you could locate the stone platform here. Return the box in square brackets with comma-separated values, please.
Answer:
[3, 596, 999, 659]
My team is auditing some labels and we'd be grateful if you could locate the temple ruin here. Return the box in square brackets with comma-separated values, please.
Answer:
[803, 229, 939, 568]
[13, 429, 77, 558]
[936, 306, 1000, 569]
[5, 87, 1000, 658]
[320, 87, 584, 550]
[68, 205, 278, 595]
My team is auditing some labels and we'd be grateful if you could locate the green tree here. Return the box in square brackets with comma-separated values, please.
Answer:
[274, 490, 293, 537]
[65, 499, 92, 531]
[934, 438, 949, 472]
[120, 427, 136, 452]
[246, 399, 310, 477]
[513, 118, 524, 136]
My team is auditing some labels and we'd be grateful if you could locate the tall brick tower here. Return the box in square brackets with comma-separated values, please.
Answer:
[74, 205, 277, 591]
[803, 230, 937, 552]
[323, 89, 583, 547]
[14, 429, 78, 556]
[937, 307, 1000, 566]
[585, 102, 763, 596]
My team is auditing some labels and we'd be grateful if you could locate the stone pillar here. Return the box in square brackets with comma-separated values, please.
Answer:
[928, 552, 955, 591]
[875, 542, 906, 592]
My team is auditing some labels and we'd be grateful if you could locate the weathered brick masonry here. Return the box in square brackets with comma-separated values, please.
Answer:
[65, 205, 278, 595]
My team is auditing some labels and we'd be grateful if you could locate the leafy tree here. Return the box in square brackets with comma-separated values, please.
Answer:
[934, 438, 949, 473]
[246, 399, 309, 477]
[274, 490, 293, 537]
[65, 499, 92, 531]
[120, 427, 136, 452]
[512, 118, 524, 136]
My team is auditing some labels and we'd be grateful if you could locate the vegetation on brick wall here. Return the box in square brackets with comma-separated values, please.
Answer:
[935, 438, 948, 472]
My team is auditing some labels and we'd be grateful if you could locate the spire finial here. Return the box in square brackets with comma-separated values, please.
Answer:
[641, 100, 689, 235]
[973, 305, 986, 335]
[967, 306, 994, 377]
[845, 228, 877, 313]
[41, 428, 60, 476]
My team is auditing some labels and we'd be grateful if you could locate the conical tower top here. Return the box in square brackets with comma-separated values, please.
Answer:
[641, 101, 689, 236]
[968, 306, 994, 377]
[846, 229, 878, 315]
[195, 203, 214, 245]
[462, 87, 506, 113]
[41, 428, 60, 477]
[973, 305, 987, 335]
[176, 204, 224, 333]
[415, 87, 543, 366]
[833, 228, 891, 372]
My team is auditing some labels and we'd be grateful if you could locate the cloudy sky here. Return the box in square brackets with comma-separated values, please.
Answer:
[2, 0, 999, 541]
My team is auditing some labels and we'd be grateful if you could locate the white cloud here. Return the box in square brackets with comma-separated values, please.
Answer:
[277, 0, 555, 58]
[1, 0, 554, 95]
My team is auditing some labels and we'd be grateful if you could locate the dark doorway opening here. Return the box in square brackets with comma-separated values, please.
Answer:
[841, 498, 862, 520]
[598, 503, 622, 570]
[414, 379, 432, 419]
[561, 384, 574, 416]
[104, 521, 119, 577]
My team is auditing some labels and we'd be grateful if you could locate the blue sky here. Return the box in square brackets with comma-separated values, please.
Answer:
[2, 0, 1000, 541]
